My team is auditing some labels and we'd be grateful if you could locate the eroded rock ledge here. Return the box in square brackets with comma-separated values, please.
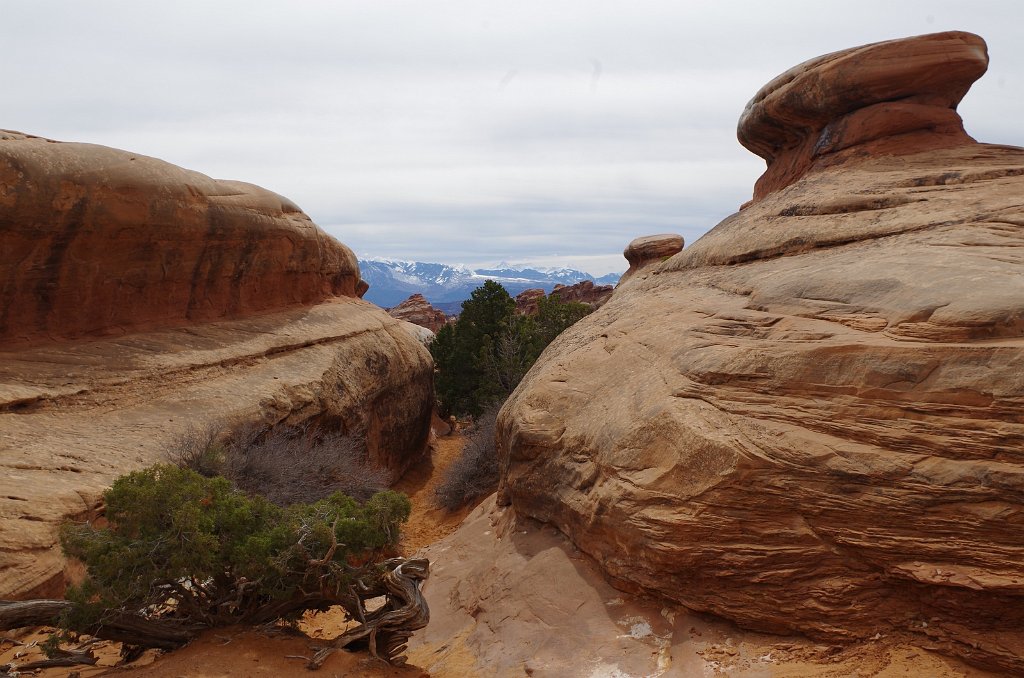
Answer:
[738, 31, 988, 201]
[498, 32, 1024, 674]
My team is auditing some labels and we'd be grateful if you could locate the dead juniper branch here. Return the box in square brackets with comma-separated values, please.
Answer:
[0, 599, 203, 650]
[308, 557, 430, 669]
[0, 600, 71, 629]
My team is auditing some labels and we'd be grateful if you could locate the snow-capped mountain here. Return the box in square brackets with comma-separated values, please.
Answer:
[358, 258, 621, 310]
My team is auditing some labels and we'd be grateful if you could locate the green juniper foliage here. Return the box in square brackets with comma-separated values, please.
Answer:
[60, 464, 410, 631]
[430, 281, 591, 417]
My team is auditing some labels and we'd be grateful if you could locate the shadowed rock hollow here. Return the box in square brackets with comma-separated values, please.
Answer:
[497, 31, 1024, 673]
[0, 133, 432, 599]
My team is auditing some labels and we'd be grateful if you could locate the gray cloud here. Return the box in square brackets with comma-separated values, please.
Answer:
[4, 1, 1023, 275]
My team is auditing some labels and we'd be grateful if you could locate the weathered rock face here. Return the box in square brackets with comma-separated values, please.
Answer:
[514, 288, 546, 315]
[409, 499, 990, 678]
[0, 135, 433, 599]
[619, 233, 684, 284]
[515, 282, 614, 316]
[0, 130, 362, 346]
[550, 280, 614, 309]
[388, 293, 447, 333]
[738, 30, 987, 201]
[498, 32, 1024, 673]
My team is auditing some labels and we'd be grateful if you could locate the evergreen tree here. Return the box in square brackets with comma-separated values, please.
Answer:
[430, 281, 593, 418]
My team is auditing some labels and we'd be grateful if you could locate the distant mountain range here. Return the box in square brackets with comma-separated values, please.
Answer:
[358, 259, 621, 312]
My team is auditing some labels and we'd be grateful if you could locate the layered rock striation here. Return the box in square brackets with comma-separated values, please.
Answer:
[497, 31, 1024, 673]
[0, 134, 433, 599]
[0, 130, 362, 345]
[738, 31, 988, 201]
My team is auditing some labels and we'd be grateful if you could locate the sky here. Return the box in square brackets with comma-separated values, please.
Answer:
[4, 2, 1023, 275]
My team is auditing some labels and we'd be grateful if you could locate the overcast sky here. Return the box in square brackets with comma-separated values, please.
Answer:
[4, 1, 1023, 274]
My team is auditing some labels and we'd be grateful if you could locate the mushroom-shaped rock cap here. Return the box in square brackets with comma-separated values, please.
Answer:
[620, 233, 684, 284]
[739, 31, 988, 201]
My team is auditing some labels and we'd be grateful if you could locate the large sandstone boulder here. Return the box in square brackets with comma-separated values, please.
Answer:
[497, 31, 1024, 673]
[0, 134, 433, 599]
[0, 130, 361, 345]
[408, 499, 987, 677]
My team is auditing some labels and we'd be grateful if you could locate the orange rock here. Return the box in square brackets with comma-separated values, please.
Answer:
[388, 293, 447, 333]
[620, 233, 684, 283]
[498, 32, 1024, 674]
[0, 134, 433, 599]
[0, 130, 362, 347]
[738, 31, 988, 201]
[550, 280, 614, 309]
[514, 288, 546, 315]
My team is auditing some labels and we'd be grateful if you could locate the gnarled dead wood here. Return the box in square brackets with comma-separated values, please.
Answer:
[0, 600, 72, 629]
[0, 599, 202, 650]
[309, 557, 430, 669]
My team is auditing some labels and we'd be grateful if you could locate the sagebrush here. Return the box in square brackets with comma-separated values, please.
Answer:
[167, 421, 388, 505]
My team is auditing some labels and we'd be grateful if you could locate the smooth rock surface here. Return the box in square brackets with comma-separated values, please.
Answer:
[498, 32, 1024, 674]
[409, 499, 994, 677]
[0, 130, 361, 346]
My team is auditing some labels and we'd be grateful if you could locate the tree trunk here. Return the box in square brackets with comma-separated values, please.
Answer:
[0, 600, 202, 650]
[309, 557, 430, 668]
[0, 600, 71, 629]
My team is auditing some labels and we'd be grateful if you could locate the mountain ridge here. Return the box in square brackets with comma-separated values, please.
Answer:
[358, 258, 620, 309]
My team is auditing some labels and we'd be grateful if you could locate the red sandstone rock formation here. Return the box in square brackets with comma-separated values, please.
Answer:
[738, 30, 987, 201]
[0, 134, 433, 599]
[497, 32, 1024, 674]
[388, 293, 447, 333]
[550, 280, 614, 309]
[515, 281, 613, 316]
[0, 130, 363, 346]
[514, 288, 546, 315]
[619, 233, 684, 284]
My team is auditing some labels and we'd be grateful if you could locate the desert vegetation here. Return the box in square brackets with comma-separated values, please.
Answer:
[429, 281, 590, 510]
[431, 280, 591, 418]
[167, 422, 389, 505]
[0, 422, 428, 672]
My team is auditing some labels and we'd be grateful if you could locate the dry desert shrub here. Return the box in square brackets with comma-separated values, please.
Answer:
[166, 421, 388, 505]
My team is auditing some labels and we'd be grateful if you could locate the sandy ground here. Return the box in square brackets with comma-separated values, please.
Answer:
[392, 434, 474, 554]
[1, 432, 1004, 677]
